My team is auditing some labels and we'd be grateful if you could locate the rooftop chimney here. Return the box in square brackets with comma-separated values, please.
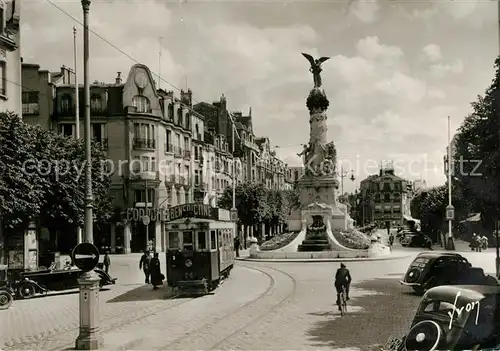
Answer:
[115, 72, 122, 84]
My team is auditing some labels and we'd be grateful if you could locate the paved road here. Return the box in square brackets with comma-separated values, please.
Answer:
[1, 248, 498, 350]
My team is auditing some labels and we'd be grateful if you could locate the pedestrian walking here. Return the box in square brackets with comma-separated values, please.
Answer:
[234, 236, 240, 257]
[388, 233, 394, 251]
[139, 250, 151, 284]
[481, 235, 489, 251]
[150, 252, 164, 290]
[103, 251, 110, 274]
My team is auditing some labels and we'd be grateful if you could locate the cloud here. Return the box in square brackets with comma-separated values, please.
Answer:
[430, 60, 464, 78]
[348, 0, 380, 23]
[422, 44, 442, 62]
[356, 36, 404, 64]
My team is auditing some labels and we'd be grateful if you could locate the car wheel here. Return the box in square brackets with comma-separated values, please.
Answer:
[18, 282, 36, 299]
[0, 290, 13, 309]
[405, 320, 442, 351]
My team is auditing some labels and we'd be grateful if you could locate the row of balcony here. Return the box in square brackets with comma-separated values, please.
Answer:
[133, 138, 156, 149]
[164, 143, 191, 159]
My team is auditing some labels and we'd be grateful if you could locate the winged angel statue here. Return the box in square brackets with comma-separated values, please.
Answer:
[301, 53, 330, 88]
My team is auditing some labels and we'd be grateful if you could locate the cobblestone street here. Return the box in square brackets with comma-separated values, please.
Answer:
[1, 249, 498, 350]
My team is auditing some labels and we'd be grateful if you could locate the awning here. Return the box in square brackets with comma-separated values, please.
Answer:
[460, 213, 481, 223]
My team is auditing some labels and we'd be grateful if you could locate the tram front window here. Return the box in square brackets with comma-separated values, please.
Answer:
[183, 231, 194, 251]
[168, 231, 179, 249]
[197, 231, 207, 250]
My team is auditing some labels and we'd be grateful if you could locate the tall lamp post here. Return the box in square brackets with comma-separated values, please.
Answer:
[75, 1, 103, 349]
[228, 113, 240, 240]
[73, 26, 83, 245]
[445, 116, 455, 250]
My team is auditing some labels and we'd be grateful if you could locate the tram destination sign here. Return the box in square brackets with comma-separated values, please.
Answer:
[127, 203, 221, 222]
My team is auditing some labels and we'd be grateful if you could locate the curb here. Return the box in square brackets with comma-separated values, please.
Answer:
[235, 254, 412, 263]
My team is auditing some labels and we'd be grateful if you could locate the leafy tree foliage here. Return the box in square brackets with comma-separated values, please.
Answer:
[218, 182, 299, 226]
[0, 112, 112, 230]
[451, 58, 500, 228]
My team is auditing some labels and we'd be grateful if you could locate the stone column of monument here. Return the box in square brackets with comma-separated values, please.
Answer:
[293, 53, 347, 231]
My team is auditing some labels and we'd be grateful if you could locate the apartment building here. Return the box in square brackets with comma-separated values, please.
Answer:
[0, 0, 20, 115]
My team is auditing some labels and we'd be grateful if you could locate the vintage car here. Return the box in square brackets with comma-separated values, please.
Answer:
[399, 252, 497, 294]
[401, 233, 432, 248]
[383, 285, 500, 350]
[0, 265, 14, 310]
[10, 265, 116, 299]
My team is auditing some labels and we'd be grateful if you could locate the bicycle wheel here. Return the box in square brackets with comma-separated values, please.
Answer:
[340, 289, 347, 316]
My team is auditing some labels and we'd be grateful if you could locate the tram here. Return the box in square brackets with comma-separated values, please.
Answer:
[165, 203, 235, 295]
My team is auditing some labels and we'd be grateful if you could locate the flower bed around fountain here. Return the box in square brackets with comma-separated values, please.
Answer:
[260, 232, 301, 251]
[331, 228, 370, 250]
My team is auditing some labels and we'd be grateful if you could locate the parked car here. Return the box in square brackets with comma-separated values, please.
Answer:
[10, 265, 116, 299]
[399, 252, 497, 294]
[382, 285, 500, 350]
[0, 265, 14, 310]
[401, 233, 432, 248]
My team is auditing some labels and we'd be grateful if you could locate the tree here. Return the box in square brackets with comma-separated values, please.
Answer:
[0, 112, 112, 231]
[218, 182, 269, 226]
[0, 112, 47, 228]
[452, 56, 500, 229]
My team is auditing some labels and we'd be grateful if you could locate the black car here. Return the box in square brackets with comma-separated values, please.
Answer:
[399, 252, 497, 294]
[401, 233, 432, 248]
[383, 285, 500, 350]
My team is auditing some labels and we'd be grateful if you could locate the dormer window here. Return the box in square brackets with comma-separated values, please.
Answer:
[90, 94, 103, 113]
[61, 94, 72, 113]
[168, 103, 174, 120]
[177, 108, 182, 125]
[133, 95, 150, 113]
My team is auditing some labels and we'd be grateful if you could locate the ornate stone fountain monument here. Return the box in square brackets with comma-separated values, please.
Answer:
[288, 53, 347, 241]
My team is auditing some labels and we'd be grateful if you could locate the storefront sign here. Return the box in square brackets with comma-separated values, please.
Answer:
[126, 203, 220, 222]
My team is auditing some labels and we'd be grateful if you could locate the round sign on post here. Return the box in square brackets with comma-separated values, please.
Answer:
[71, 243, 100, 272]
[142, 215, 150, 226]
[230, 208, 238, 222]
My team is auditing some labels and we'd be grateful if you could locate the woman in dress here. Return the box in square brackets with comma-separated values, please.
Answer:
[150, 252, 164, 290]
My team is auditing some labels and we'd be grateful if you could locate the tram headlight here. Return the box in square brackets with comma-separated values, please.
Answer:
[185, 259, 193, 268]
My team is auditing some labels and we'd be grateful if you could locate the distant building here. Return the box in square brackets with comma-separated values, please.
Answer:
[21, 64, 75, 129]
[289, 167, 305, 183]
[0, 0, 21, 115]
[412, 179, 427, 192]
[358, 163, 413, 226]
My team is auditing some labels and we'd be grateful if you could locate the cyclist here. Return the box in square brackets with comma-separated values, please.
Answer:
[335, 263, 351, 308]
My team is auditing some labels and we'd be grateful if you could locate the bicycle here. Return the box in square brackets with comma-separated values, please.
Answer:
[339, 285, 347, 316]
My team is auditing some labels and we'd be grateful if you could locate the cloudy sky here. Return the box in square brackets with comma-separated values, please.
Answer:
[22, 0, 498, 192]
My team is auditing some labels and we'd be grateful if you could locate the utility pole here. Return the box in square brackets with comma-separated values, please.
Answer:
[158, 37, 162, 90]
[75, 0, 103, 349]
[74, 26, 82, 245]
[228, 113, 239, 240]
[445, 116, 455, 250]
[339, 165, 355, 196]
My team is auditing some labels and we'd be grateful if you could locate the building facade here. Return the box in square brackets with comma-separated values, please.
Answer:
[21, 64, 75, 129]
[0, 0, 20, 115]
[358, 164, 413, 226]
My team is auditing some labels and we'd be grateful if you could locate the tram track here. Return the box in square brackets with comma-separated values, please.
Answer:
[3, 289, 198, 351]
[152, 262, 297, 350]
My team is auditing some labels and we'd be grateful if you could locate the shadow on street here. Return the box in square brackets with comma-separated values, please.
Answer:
[305, 278, 420, 350]
[106, 284, 184, 302]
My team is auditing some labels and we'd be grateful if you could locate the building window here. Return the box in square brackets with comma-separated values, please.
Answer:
[195, 124, 199, 139]
[384, 193, 391, 202]
[134, 189, 154, 205]
[177, 108, 182, 125]
[168, 103, 174, 120]
[185, 112, 190, 129]
[58, 123, 75, 137]
[22, 91, 39, 114]
[194, 170, 199, 185]
[90, 94, 103, 113]
[0, 60, 5, 96]
[133, 95, 150, 113]
[91, 123, 107, 143]
[61, 94, 72, 114]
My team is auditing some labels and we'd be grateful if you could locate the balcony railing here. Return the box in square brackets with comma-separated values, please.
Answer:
[133, 138, 155, 149]
[183, 150, 191, 160]
[22, 103, 39, 115]
[165, 175, 175, 184]
[194, 182, 207, 190]
[165, 142, 173, 154]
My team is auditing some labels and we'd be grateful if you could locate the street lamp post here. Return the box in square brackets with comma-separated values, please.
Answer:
[228, 113, 239, 241]
[445, 116, 455, 251]
[339, 165, 355, 196]
[74, 26, 83, 245]
[75, 1, 103, 349]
